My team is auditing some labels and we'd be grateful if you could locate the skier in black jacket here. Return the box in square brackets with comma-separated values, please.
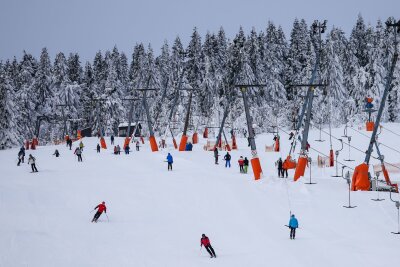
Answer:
[224, 152, 231, 168]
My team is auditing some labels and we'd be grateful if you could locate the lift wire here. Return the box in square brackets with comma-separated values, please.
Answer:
[312, 123, 400, 173]
[264, 117, 355, 171]
[380, 125, 400, 138]
[348, 125, 400, 156]
[309, 122, 370, 157]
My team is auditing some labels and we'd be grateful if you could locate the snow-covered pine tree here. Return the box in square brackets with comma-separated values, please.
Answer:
[0, 62, 20, 148]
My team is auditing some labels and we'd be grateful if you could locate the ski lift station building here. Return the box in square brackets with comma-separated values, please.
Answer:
[118, 122, 142, 137]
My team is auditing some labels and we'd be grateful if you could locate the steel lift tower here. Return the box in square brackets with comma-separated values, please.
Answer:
[351, 19, 400, 192]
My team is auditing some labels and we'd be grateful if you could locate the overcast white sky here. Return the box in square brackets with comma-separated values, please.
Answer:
[0, 0, 398, 62]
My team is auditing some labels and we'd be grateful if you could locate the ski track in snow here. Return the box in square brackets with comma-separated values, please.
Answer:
[1, 124, 400, 267]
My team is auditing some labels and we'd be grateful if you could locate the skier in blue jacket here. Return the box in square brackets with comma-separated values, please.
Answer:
[288, 214, 299, 239]
[166, 153, 173, 171]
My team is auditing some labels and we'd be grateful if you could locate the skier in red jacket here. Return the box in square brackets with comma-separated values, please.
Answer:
[200, 234, 216, 258]
[92, 201, 107, 223]
[238, 156, 244, 173]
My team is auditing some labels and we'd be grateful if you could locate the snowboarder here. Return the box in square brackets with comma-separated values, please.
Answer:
[53, 149, 60, 157]
[200, 234, 216, 258]
[166, 153, 173, 171]
[28, 154, 38, 172]
[243, 157, 249, 173]
[238, 156, 244, 173]
[214, 147, 219, 165]
[136, 141, 140, 151]
[17, 148, 25, 166]
[125, 144, 130, 154]
[111, 135, 114, 145]
[74, 147, 83, 162]
[277, 158, 283, 177]
[224, 152, 231, 168]
[79, 141, 84, 151]
[96, 144, 101, 153]
[288, 214, 299, 240]
[92, 201, 107, 223]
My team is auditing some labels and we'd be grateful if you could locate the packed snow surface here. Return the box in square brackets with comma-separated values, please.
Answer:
[1, 124, 400, 267]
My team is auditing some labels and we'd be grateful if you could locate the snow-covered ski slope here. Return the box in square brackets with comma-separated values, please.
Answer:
[1, 124, 400, 267]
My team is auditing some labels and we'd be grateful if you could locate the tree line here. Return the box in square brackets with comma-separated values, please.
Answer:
[0, 15, 399, 148]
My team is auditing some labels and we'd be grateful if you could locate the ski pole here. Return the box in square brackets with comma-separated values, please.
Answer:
[105, 213, 109, 222]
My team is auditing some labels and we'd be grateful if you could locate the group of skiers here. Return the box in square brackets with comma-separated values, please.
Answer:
[277, 157, 288, 178]
[213, 148, 249, 174]
[17, 146, 38, 172]
[89, 199, 299, 258]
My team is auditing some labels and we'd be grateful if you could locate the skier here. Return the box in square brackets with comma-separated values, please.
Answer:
[116, 144, 121, 155]
[113, 146, 118, 155]
[92, 201, 107, 223]
[243, 157, 249, 173]
[68, 139, 72, 150]
[74, 147, 83, 162]
[213, 147, 219, 165]
[224, 152, 231, 168]
[125, 144, 130, 155]
[166, 153, 173, 171]
[306, 142, 310, 152]
[96, 143, 101, 153]
[136, 141, 140, 151]
[65, 136, 70, 148]
[282, 163, 288, 178]
[53, 149, 60, 157]
[79, 141, 84, 151]
[288, 214, 299, 240]
[17, 148, 25, 166]
[185, 142, 193, 151]
[238, 156, 244, 173]
[200, 234, 216, 258]
[111, 135, 114, 145]
[28, 154, 38, 172]
[277, 158, 283, 177]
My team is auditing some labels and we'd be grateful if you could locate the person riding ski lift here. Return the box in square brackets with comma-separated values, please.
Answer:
[288, 214, 299, 240]
[166, 153, 173, 171]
